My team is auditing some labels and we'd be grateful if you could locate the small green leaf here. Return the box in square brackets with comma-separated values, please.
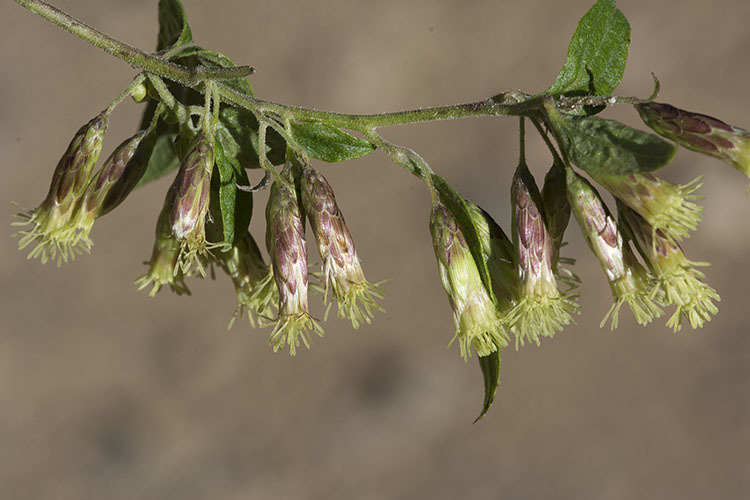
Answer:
[546, 0, 630, 96]
[475, 352, 501, 423]
[432, 175, 497, 306]
[157, 0, 193, 51]
[215, 131, 253, 244]
[291, 122, 375, 162]
[548, 110, 676, 175]
[137, 132, 179, 187]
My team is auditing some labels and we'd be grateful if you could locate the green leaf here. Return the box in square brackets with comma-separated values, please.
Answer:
[431, 175, 497, 306]
[546, 0, 630, 96]
[475, 352, 501, 422]
[214, 131, 253, 244]
[548, 110, 676, 175]
[157, 0, 193, 51]
[137, 132, 179, 187]
[217, 107, 286, 169]
[291, 122, 375, 162]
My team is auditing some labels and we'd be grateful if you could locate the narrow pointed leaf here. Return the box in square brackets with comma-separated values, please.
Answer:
[475, 352, 501, 423]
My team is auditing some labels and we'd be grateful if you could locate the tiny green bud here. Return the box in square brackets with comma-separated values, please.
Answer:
[590, 171, 702, 244]
[300, 165, 384, 329]
[266, 177, 323, 355]
[619, 203, 719, 331]
[430, 202, 508, 360]
[135, 190, 191, 297]
[566, 168, 662, 329]
[130, 82, 148, 103]
[169, 131, 215, 276]
[507, 163, 579, 347]
[636, 101, 750, 180]
[15, 113, 108, 265]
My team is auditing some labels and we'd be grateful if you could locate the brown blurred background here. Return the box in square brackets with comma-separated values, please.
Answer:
[1, 1, 749, 498]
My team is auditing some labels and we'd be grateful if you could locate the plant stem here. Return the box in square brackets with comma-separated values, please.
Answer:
[15, 0, 549, 132]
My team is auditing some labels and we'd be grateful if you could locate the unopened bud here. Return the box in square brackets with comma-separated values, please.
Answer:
[15, 113, 108, 265]
[266, 177, 323, 355]
[567, 169, 662, 329]
[619, 203, 719, 331]
[300, 165, 383, 329]
[430, 203, 507, 359]
[507, 163, 578, 347]
[637, 101, 750, 179]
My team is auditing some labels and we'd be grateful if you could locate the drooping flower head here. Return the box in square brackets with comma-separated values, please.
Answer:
[300, 165, 383, 329]
[169, 130, 215, 276]
[266, 173, 323, 355]
[507, 163, 579, 347]
[618, 202, 719, 331]
[67, 130, 156, 250]
[15, 113, 108, 265]
[430, 202, 508, 360]
[566, 168, 662, 329]
[135, 189, 191, 298]
[541, 161, 578, 287]
[218, 232, 278, 329]
[636, 101, 750, 180]
[591, 171, 702, 244]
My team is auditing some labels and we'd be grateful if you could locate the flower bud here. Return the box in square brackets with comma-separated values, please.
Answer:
[566, 169, 662, 329]
[541, 161, 578, 287]
[15, 113, 108, 265]
[430, 203, 508, 359]
[590, 172, 702, 244]
[619, 203, 719, 331]
[465, 201, 517, 311]
[507, 163, 578, 347]
[636, 101, 750, 179]
[135, 189, 191, 297]
[266, 177, 323, 355]
[300, 165, 383, 329]
[169, 131, 215, 276]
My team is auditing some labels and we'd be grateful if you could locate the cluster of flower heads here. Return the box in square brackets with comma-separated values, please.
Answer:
[428, 101, 750, 360]
[14, 110, 383, 355]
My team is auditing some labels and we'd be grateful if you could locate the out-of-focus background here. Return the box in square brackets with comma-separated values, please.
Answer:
[1, 1, 749, 498]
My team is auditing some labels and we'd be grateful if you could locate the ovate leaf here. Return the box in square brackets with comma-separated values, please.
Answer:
[548, 110, 676, 175]
[546, 0, 630, 96]
[157, 0, 193, 51]
[137, 132, 179, 187]
[291, 122, 375, 162]
[475, 352, 501, 423]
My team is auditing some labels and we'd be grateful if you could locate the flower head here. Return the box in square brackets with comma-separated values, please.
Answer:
[566, 168, 662, 329]
[619, 203, 719, 331]
[591, 171, 702, 244]
[266, 176, 323, 355]
[15, 113, 108, 265]
[637, 101, 750, 179]
[430, 202, 508, 359]
[542, 161, 578, 287]
[218, 232, 278, 328]
[300, 165, 383, 328]
[169, 130, 215, 276]
[507, 163, 578, 347]
[135, 189, 191, 297]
